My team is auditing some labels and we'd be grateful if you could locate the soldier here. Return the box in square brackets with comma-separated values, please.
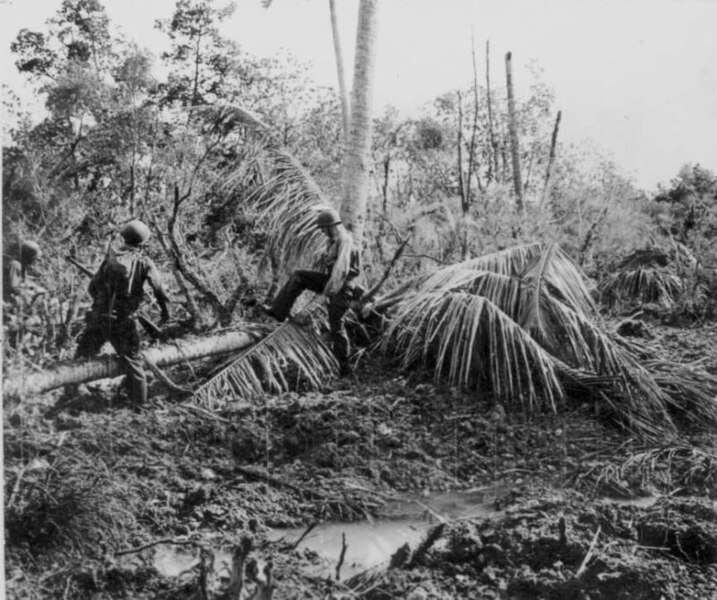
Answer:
[75, 220, 170, 405]
[3, 240, 43, 348]
[3, 240, 41, 302]
[263, 208, 362, 375]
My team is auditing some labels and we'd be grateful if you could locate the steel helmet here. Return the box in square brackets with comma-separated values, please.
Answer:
[121, 219, 151, 247]
[19, 240, 41, 265]
[316, 208, 342, 229]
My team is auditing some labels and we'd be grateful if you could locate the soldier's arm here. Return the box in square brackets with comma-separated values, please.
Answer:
[88, 261, 106, 299]
[323, 235, 353, 296]
[145, 259, 170, 321]
[8, 260, 22, 292]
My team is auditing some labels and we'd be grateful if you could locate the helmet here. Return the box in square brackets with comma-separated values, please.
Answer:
[121, 220, 150, 247]
[19, 240, 41, 265]
[316, 208, 342, 229]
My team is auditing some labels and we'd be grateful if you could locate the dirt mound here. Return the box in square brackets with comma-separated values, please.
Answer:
[367, 492, 717, 599]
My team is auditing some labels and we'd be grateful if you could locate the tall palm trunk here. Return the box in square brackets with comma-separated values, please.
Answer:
[329, 0, 350, 138]
[340, 0, 379, 248]
[505, 51, 524, 212]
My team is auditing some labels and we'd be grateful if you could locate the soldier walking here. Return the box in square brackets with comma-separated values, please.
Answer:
[3, 239, 41, 302]
[263, 208, 361, 375]
[75, 220, 170, 405]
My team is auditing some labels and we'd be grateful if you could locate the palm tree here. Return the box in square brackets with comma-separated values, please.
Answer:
[339, 0, 379, 247]
[261, 0, 379, 247]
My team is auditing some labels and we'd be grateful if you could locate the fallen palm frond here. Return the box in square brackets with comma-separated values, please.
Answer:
[615, 247, 671, 270]
[383, 290, 564, 412]
[193, 320, 338, 410]
[370, 243, 545, 316]
[644, 360, 717, 430]
[374, 242, 714, 438]
[599, 245, 688, 309]
[596, 442, 717, 495]
[601, 266, 682, 308]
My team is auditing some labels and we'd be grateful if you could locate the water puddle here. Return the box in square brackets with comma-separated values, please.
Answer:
[266, 487, 504, 578]
[604, 495, 659, 508]
[153, 544, 199, 577]
[146, 487, 504, 580]
[146, 490, 661, 580]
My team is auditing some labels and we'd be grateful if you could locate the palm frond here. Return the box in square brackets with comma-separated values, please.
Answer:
[375, 242, 685, 437]
[518, 243, 600, 335]
[619, 442, 717, 493]
[199, 104, 335, 273]
[616, 247, 671, 270]
[371, 243, 545, 314]
[413, 243, 545, 291]
[600, 266, 682, 308]
[193, 322, 338, 410]
[516, 279, 675, 436]
[382, 290, 564, 412]
[644, 360, 717, 429]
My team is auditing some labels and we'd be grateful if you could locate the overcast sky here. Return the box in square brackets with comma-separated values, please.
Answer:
[2, 0, 716, 191]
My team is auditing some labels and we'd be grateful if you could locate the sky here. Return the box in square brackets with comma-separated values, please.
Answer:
[1, 0, 716, 192]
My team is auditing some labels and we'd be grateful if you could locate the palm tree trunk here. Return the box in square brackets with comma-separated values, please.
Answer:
[485, 40, 499, 183]
[4, 329, 262, 400]
[340, 0, 379, 248]
[329, 0, 351, 139]
[505, 51, 524, 212]
[539, 110, 562, 210]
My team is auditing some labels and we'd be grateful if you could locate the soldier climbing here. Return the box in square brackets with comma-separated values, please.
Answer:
[263, 207, 363, 376]
[75, 220, 170, 406]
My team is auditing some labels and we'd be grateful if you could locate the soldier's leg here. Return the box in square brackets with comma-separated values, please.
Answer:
[62, 310, 107, 400]
[75, 309, 107, 359]
[112, 318, 146, 405]
[268, 270, 329, 320]
[327, 292, 352, 375]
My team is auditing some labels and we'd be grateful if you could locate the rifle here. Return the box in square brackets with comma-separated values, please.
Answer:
[65, 255, 163, 339]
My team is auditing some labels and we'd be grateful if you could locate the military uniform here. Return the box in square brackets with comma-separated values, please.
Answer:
[3, 241, 44, 347]
[267, 215, 360, 374]
[3, 255, 23, 302]
[76, 226, 169, 405]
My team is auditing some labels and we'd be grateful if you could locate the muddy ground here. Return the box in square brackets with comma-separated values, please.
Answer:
[4, 320, 717, 599]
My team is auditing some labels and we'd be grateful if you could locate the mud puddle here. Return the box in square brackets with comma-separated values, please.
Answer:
[152, 487, 505, 579]
[150, 490, 663, 581]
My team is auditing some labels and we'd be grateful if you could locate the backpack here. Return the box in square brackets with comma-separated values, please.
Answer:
[95, 244, 143, 316]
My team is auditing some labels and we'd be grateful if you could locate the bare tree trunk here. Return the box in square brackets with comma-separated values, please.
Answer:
[469, 35, 483, 196]
[382, 153, 391, 213]
[485, 40, 499, 184]
[579, 205, 608, 266]
[340, 0, 379, 248]
[4, 329, 262, 400]
[457, 91, 467, 215]
[539, 110, 562, 210]
[505, 51, 524, 212]
[329, 0, 351, 139]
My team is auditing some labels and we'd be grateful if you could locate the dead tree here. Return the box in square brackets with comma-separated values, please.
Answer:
[540, 110, 562, 210]
[485, 40, 500, 183]
[505, 51, 524, 212]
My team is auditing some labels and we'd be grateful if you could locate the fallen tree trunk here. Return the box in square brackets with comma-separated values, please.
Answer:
[4, 328, 264, 401]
